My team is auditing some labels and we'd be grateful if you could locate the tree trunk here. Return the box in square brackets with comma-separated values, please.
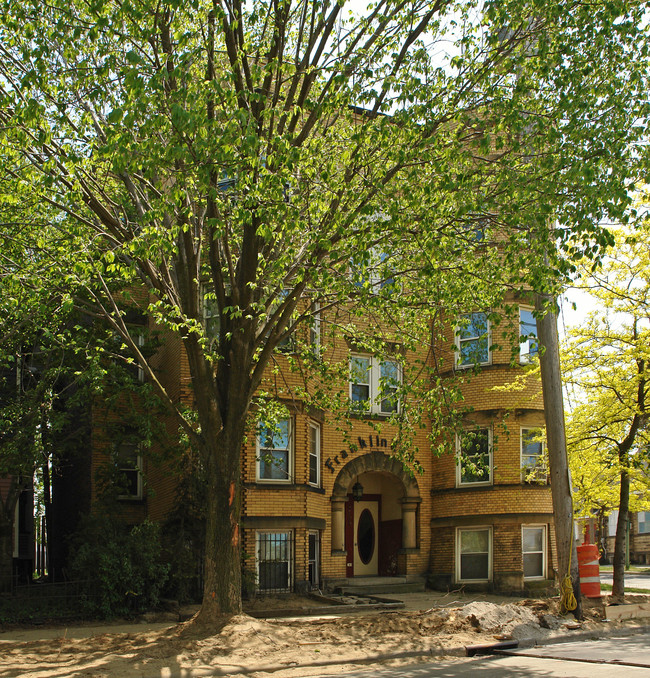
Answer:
[536, 293, 582, 617]
[611, 467, 629, 602]
[194, 426, 245, 623]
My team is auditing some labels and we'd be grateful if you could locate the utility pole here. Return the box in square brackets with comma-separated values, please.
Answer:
[536, 292, 583, 618]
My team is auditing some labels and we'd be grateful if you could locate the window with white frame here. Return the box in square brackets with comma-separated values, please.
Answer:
[608, 511, 619, 536]
[456, 312, 490, 367]
[115, 440, 143, 499]
[257, 418, 292, 482]
[308, 531, 320, 589]
[310, 302, 321, 355]
[127, 331, 146, 383]
[256, 531, 293, 592]
[519, 307, 538, 363]
[308, 421, 321, 487]
[111, 327, 146, 383]
[201, 286, 220, 347]
[350, 355, 401, 415]
[456, 428, 492, 486]
[639, 512, 649, 534]
[521, 427, 547, 483]
[457, 527, 492, 581]
[350, 247, 397, 292]
[522, 525, 547, 579]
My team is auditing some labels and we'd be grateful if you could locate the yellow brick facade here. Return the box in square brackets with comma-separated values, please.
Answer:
[92, 298, 556, 595]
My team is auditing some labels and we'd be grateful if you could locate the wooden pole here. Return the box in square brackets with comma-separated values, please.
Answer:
[536, 292, 583, 618]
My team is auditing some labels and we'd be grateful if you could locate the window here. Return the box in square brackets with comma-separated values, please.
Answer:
[457, 428, 492, 486]
[461, 216, 487, 243]
[308, 531, 320, 589]
[350, 355, 401, 415]
[351, 247, 397, 292]
[257, 418, 292, 482]
[256, 531, 293, 592]
[519, 307, 538, 362]
[310, 302, 321, 355]
[639, 512, 649, 534]
[128, 332, 145, 383]
[608, 511, 619, 536]
[456, 312, 490, 367]
[308, 422, 321, 487]
[201, 286, 220, 347]
[457, 527, 492, 581]
[111, 328, 146, 383]
[521, 427, 547, 483]
[115, 440, 143, 499]
[522, 525, 546, 579]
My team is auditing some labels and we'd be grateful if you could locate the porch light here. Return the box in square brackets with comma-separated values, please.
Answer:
[352, 480, 364, 502]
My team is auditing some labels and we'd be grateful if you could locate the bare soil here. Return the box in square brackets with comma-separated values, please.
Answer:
[0, 592, 647, 678]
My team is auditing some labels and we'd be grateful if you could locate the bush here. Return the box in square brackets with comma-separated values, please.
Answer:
[69, 515, 169, 618]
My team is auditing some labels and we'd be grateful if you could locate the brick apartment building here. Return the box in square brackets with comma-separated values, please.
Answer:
[91, 295, 556, 596]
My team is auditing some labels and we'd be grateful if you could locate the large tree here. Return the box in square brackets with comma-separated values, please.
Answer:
[1, 0, 647, 621]
[564, 219, 650, 601]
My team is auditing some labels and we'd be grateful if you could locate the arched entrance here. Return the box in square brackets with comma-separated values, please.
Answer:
[330, 452, 421, 577]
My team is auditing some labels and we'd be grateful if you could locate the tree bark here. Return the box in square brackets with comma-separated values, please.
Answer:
[536, 293, 582, 617]
[194, 428, 244, 622]
[611, 467, 629, 602]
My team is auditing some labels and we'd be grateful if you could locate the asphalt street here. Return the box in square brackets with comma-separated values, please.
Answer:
[317, 632, 650, 678]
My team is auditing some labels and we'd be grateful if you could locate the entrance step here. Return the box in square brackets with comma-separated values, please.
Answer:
[324, 575, 426, 595]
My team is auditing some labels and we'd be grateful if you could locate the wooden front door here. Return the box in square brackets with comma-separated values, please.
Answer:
[345, 499, 379, 576]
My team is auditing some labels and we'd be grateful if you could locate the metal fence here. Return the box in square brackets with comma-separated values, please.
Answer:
[0, 579, 95, 623]
[256, 531, 294, 594]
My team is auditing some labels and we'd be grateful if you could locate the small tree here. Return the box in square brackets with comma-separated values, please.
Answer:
[564, 219, 650, 601]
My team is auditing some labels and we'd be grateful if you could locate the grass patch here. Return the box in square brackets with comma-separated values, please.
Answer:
[599, 565, 650, 574]
[600, 583, 650, 594]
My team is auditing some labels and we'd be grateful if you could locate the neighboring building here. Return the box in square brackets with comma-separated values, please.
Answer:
[90, 291, 557, 596]
[0, 481, 34, 584]
[605, 511, 650, 564]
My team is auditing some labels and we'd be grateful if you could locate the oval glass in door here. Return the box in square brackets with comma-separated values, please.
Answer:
[357, 508, 375, 565]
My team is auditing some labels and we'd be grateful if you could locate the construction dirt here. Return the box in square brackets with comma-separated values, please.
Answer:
[0, 591, 648, 678]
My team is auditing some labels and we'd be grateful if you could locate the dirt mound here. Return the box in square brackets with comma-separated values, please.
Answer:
[0, 597, 630, 678]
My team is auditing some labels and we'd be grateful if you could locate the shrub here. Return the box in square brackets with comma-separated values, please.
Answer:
[69, 515, 169, 618]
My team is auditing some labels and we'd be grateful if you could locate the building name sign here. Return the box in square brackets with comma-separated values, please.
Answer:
[324, 434, 390, 473]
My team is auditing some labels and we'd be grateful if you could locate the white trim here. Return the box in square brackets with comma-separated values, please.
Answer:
[519, 306, 538, 364]
[455, 312, 491, 369]
[308, 530, 320, 589]
[116, 444, 143, 500]
[456, 526, 493, 582]
[256, 418, 293, 483]
[310, 302, 321, 355]
[456, 427, 493, 487]
[520, 427, 547, 483]
[308, 421, 321, 487]
[349, 354, 401, 415]
[522, 524, 547, 580]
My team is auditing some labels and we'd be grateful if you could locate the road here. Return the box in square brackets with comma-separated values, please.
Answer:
[599, 571, 650, 591]
[317, 632, 650, 678]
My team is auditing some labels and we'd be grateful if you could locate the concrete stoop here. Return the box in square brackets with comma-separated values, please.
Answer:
[324, 575, 427, 596]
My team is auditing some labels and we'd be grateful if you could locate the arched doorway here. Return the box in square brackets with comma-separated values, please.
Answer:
[331, 452, 421, 577]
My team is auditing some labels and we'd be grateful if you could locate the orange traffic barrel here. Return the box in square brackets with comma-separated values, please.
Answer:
[577, 543, 601, 598]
